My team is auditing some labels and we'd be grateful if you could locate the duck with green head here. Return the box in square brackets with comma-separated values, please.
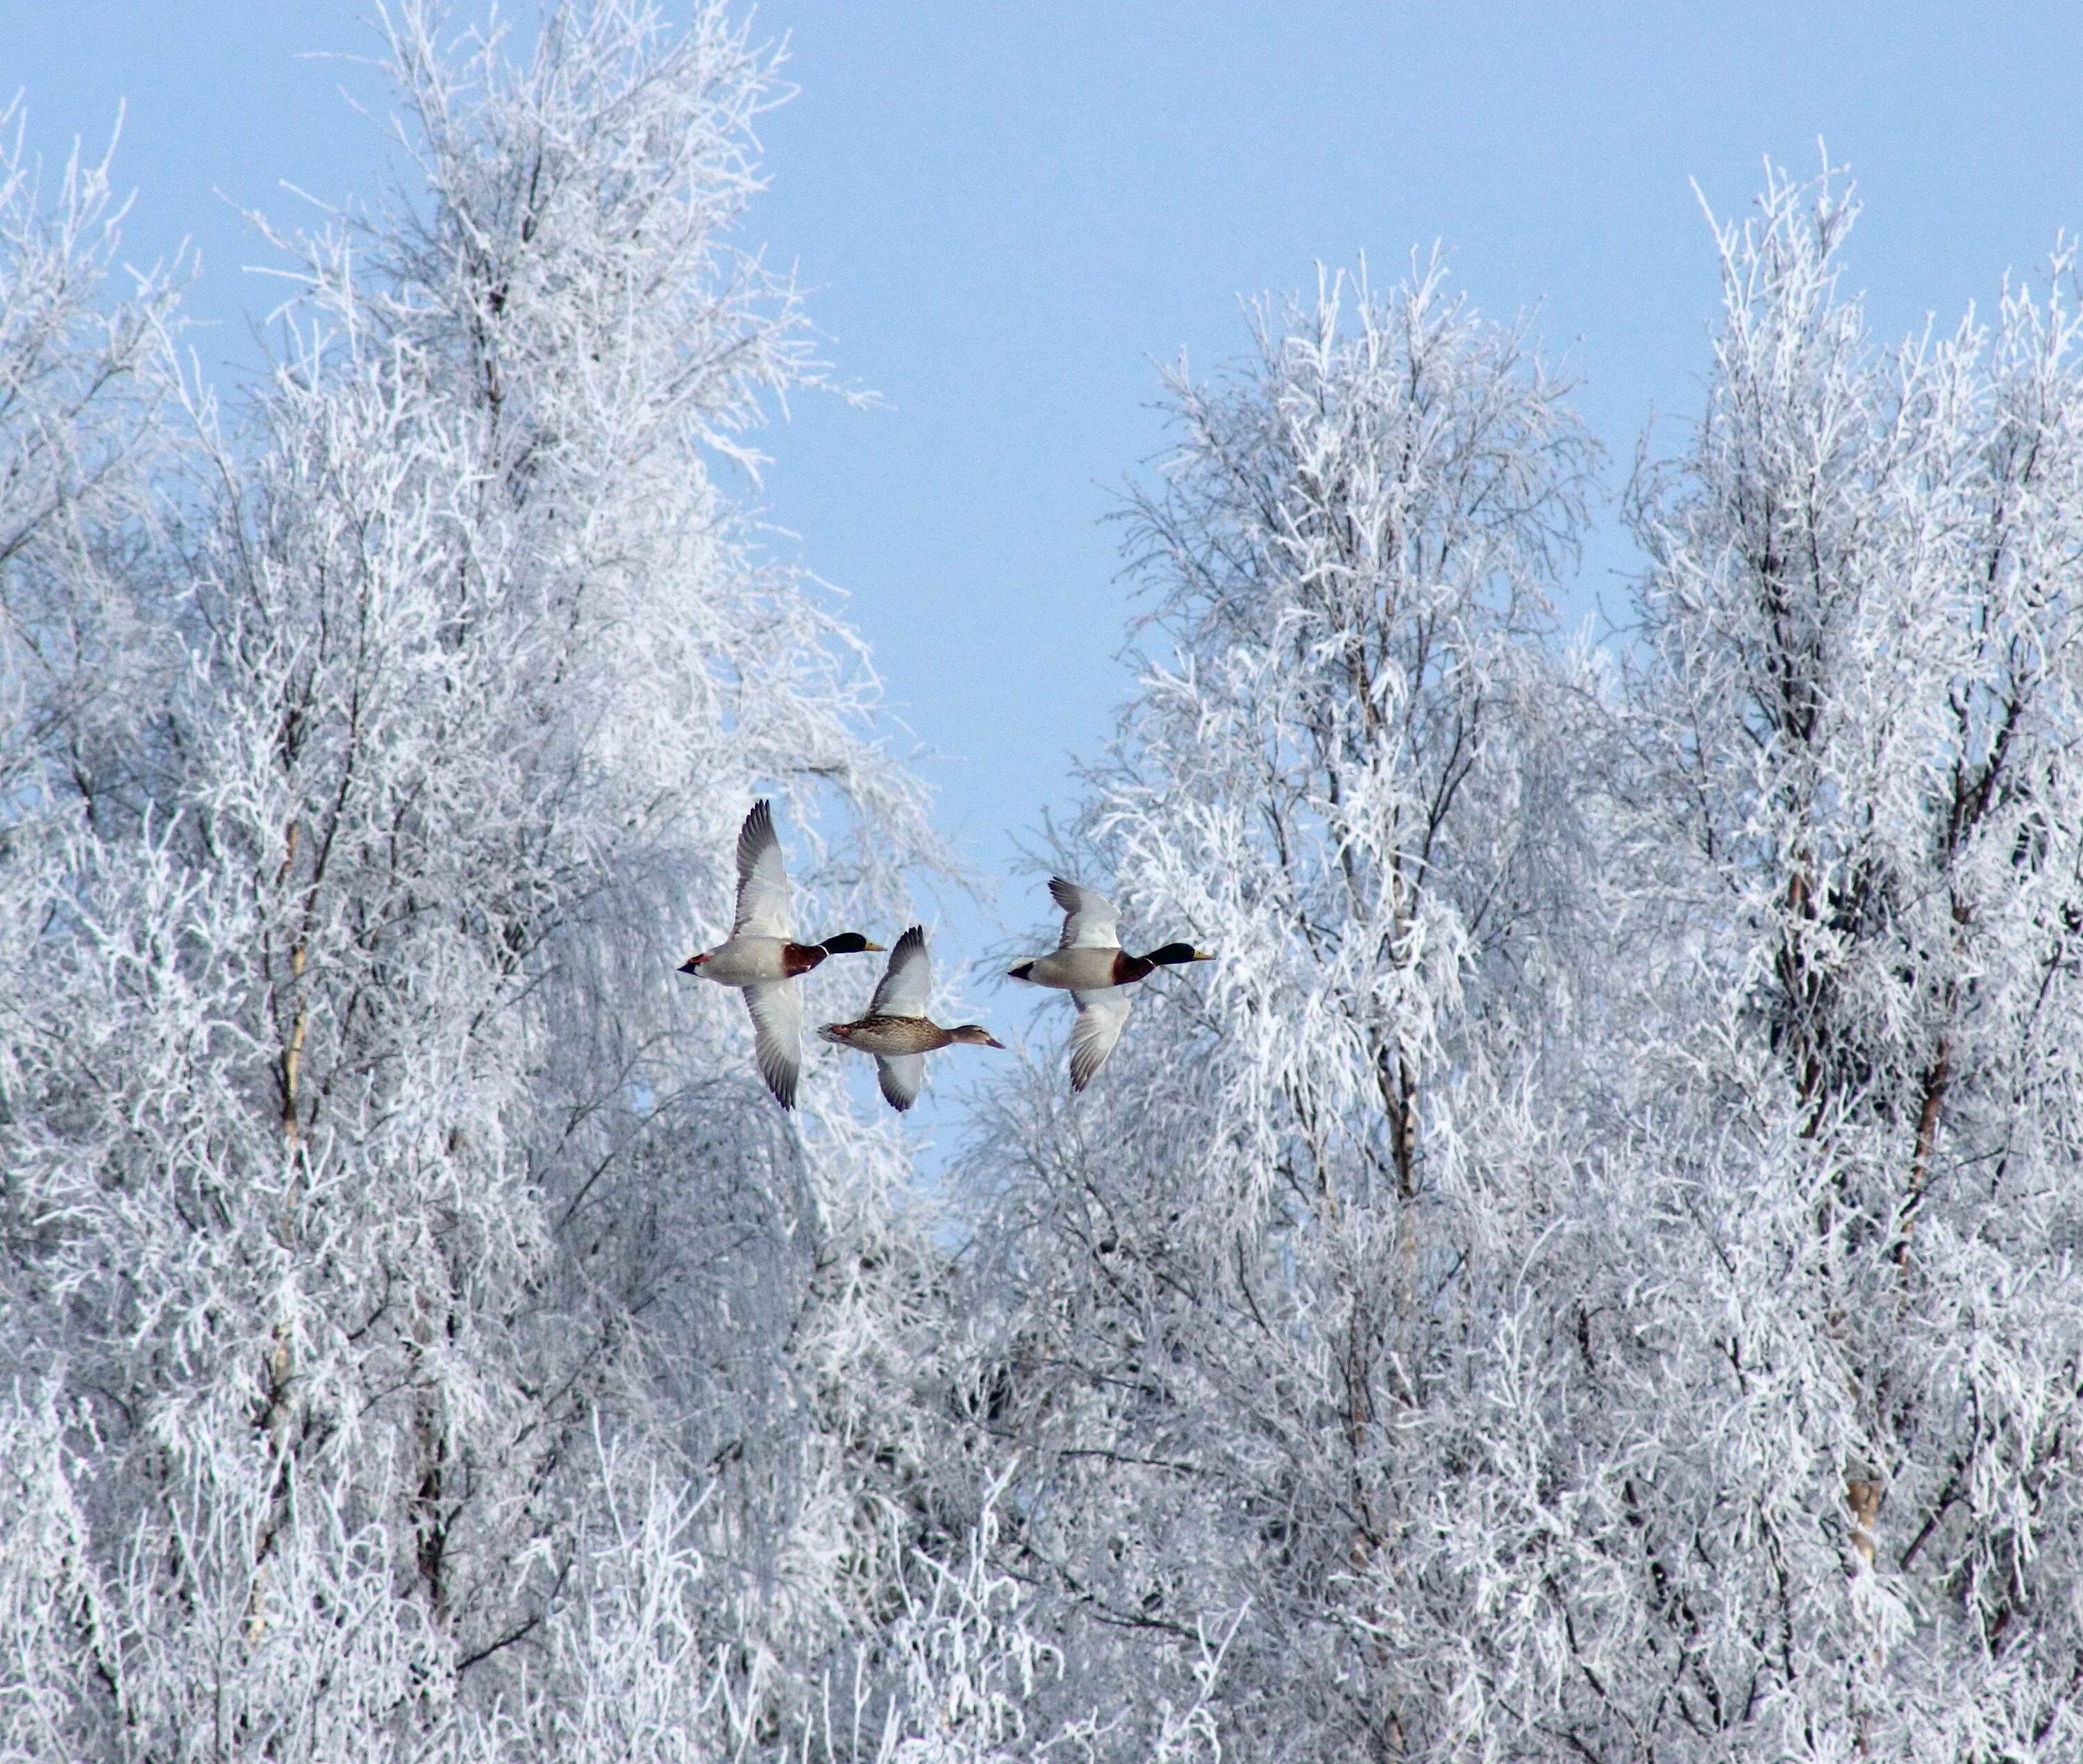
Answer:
[1007, 878, 1212, 1091]
[678, 800, 883, 1108]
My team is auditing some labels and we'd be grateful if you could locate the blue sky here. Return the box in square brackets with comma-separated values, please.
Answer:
[11, 1, 2083, 969]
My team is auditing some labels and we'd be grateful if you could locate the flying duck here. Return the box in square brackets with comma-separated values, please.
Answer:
[820, 925, 1003, 1111]
[679, 800, 882, 1108]
[1007, 878, 1212, 1091]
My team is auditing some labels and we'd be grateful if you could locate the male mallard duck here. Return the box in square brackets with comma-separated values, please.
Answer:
[678, 800, 883, 1109]
[820, 925, 1003, 1111]
[1007, 878, 1212, 1091]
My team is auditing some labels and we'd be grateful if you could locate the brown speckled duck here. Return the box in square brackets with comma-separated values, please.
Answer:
[1007, 878, 1212, 1092]
[819, 925, 1003, 1111]
[678, 800, 883, 1109]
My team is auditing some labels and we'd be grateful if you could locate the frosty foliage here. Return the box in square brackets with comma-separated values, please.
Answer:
[1594, 169, 2083, 1759]
[0, 99, 183, 837]
[956, 260, 1609, 1758]
[0, 5, 1026, 1759]
[8, 12, 2083, 1756]
[960, 180, 2083, 1759]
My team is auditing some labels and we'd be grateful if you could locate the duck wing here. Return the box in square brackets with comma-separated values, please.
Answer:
[1068, 986, 1132, 1093]
[1051, 877, 1121, 950]
[875, 1052, 925, 1112]
[733, 800, 793, 939]
[743, 978, 803, 1108]
[869, 925, 931, 1018]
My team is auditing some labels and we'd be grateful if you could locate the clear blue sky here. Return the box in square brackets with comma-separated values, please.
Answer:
[11, 1, 2083, 939]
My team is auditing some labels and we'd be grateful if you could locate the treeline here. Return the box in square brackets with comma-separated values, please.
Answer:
[3, 5, 2082, 1761]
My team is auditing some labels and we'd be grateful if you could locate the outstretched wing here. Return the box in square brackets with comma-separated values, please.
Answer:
[742, 979, 803, 1108]
[1068, 986, 1132, 1093]
[1051, 877, 1120, 950]
[869, 925, 932, 1018]
[875, 1053, 925, 1112]
[733, 800, 792, 938]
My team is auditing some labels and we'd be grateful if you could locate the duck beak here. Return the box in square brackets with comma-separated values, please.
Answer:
[863, 940, 886, 953]
[1191, 948, 1216, 961]
[984, 1033, 1005, 1049]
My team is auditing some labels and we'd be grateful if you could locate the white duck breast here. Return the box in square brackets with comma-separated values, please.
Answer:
[1024, 944, 1128, 990]
[699, 941, 792, 986]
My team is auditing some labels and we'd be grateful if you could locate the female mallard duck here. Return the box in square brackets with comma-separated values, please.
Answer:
[820, 925, 1003, 1111]
[678, 800, 883, 1109]
[1007, 878, 1212, 1091]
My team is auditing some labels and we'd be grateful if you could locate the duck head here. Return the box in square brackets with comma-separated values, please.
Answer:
[946, 1025, 1005, 1049]
[816, 932, 885, 956]
[1142, 943, 1215, 966]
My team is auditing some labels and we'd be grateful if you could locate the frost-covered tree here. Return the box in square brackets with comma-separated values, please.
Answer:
[15, 14, 2083, 1756]
[0, 100, 182, 832]
[1579, 169, 2083, 1758]
[955, 262, 1607, 1758]
[961, 184, 2083, 1762]
[0, 5, 1010, 1757]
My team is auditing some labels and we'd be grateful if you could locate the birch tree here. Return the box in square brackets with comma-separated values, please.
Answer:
[15, 14, 2083, 1757]
[961, 187, 2083, 1761]
[0, 99, 182, 836]
[1587, 167, 2083, 1758]
[956, 262, 1606, 1758]
[0, 4, 978, 1756]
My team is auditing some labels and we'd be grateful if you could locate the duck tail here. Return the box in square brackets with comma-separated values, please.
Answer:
[1007, 961, 1035, 982]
